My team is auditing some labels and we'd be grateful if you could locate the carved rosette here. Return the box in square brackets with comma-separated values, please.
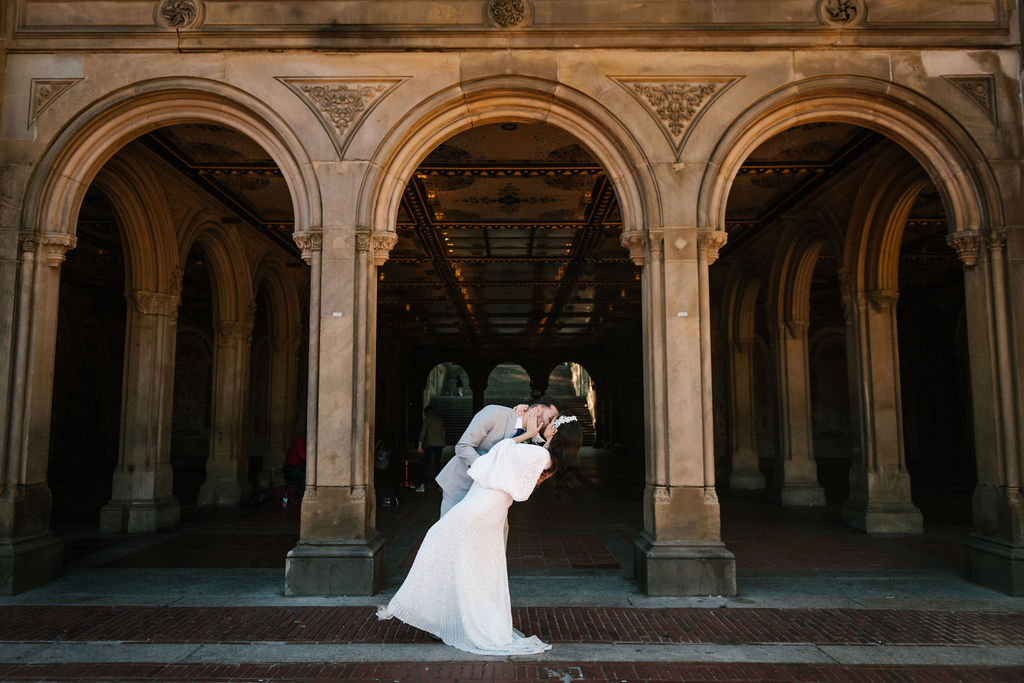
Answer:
[371, 232, 399, 267]
[154, 0, 205, 29]
[697, 230, 729, 265]
[130, 290, 180, 317]
[488, 0, 527, 27]
[818, 0, 865, 27]
[292, 231, 323, 264]
[945, 230, 981, 267]
[29, 79, 82, 126]
[619, 231, 648, 266]
[614, 78, 738, 156]
[38, 233, 77, 267]
[278, 78, 405, 157]
[944, 76, 996, 122]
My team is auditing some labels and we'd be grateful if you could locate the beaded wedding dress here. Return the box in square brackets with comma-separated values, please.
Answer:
[377, 438, 553, 655]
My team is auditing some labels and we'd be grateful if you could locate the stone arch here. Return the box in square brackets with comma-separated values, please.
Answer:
[89, 149, 178, 293]
[358, 75, 659, 241]
[698, 76, 1000, 238]
[184, 221, 254, 325]
[252, 260, 301, 345]
[841, 146, 931, 293]
[22, 77, 321, 241]
[722, 263, 764, 344]
[767, 222, 830, 325]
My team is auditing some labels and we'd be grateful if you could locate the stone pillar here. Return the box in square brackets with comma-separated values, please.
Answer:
[285, 229, 396, 596]
[953, 228, 1024, 594]
[99, 289, 181, 533]
[840, 285, 923, 533]
[1, 233, 73, 594]
[470, 374, 485, 414]
[771, 319, 826, 505]
[196, 313, 254, 507]
[625, 228, 736, 596]
[259, 332, 300, 490]
[726, 336, 764, 489]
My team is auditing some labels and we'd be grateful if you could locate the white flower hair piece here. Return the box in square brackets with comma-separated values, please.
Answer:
[551, 415, 578, 430]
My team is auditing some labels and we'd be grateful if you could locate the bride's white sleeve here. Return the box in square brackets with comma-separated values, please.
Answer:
[468, 438, 551, 501]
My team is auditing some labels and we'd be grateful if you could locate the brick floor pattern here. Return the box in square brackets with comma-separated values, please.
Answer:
[3, 606, 1023, 646]
[0, 661, 1021, 682]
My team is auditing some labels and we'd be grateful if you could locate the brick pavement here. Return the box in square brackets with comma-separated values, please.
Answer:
[0, 661, 1022, 682]
[2, 605, 1022, 646]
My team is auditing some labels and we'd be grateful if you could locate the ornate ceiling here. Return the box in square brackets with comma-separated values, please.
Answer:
[111, 120, 952, 352]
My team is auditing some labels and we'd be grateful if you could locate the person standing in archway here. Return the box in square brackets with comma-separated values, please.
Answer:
[435, 396, 559, 517]
[416, 406, 445, 493]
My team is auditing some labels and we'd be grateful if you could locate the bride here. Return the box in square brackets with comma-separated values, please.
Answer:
[377, 409, 582, 655]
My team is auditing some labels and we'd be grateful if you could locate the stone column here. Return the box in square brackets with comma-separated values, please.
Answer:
[840, 285, 923, 533]
[771, 319, 826, 505]
[726, 336, 764, 489]
[259, 332, 300, 490]
[625, 228, 736, 596]
[285, 229, 396, 596]
[954, 229, 1024, 594]
[196, 313, 254, 507]
[99, 289, 182, 533]
[1, 233, 73, 594]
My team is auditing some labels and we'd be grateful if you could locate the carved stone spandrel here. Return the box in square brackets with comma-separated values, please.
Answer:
[943, 76, 996, 123]
[29, 79, 83, 126]
[277, 78, 407, 158]
[612, 77, 739, 158]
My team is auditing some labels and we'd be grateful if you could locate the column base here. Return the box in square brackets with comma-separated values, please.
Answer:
[285, 534, 386, 596]
[0, 532, 63, 595]
[774, 483, 826, 507]
[197, 476, 242, 508]
[634, 533, 736, 597]
[99, 497, 180, 534]
[962, 534, 1024, 596]
[842, 501, 923, 534]
[729, 469, 765, 490]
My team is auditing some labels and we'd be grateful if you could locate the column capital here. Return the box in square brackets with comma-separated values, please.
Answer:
[127, 289, 180, 317]
[861, 289, 899, 314]
[945, 230, 981, 267]
[697, 230, 728, 265]
[620, 231, 648, 266]
[293, 231, 323, 264]
[371, 231, 399, 266]
[37, 232, 77, 267]
[985, 227, 1007, 251]
[217, 318, 254, 344]
[18, 233, 38, 253]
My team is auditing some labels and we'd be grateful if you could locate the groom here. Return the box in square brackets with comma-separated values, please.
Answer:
[435, 396, 560, 517]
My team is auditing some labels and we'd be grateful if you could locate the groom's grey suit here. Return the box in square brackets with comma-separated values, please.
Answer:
[435, 404, 519, 517]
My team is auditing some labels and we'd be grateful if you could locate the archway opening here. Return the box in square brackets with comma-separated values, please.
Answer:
[45, 120, 309, 571]
[374, 121, 644, 587]
[712, 121, 972, 574]
[49, 187, 125, 528]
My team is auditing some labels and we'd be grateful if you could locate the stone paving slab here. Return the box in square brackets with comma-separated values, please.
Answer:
[0, 660, 1022, 681]
[3, 605, 1024, 646]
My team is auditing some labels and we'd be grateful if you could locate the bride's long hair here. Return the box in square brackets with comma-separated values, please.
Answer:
[545, 416, 582, 495]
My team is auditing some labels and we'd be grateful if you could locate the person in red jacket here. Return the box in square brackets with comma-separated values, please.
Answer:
[283, 435, 306, 499]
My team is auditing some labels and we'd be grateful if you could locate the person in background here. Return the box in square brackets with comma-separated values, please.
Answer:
[417, 406, 446, 493]
[283, 434, 306, 499]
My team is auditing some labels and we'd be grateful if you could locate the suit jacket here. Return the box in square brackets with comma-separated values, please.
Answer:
[435, 404, 518, 502]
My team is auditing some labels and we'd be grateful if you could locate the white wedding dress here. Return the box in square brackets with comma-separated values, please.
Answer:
[377, 438, 553, 655]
